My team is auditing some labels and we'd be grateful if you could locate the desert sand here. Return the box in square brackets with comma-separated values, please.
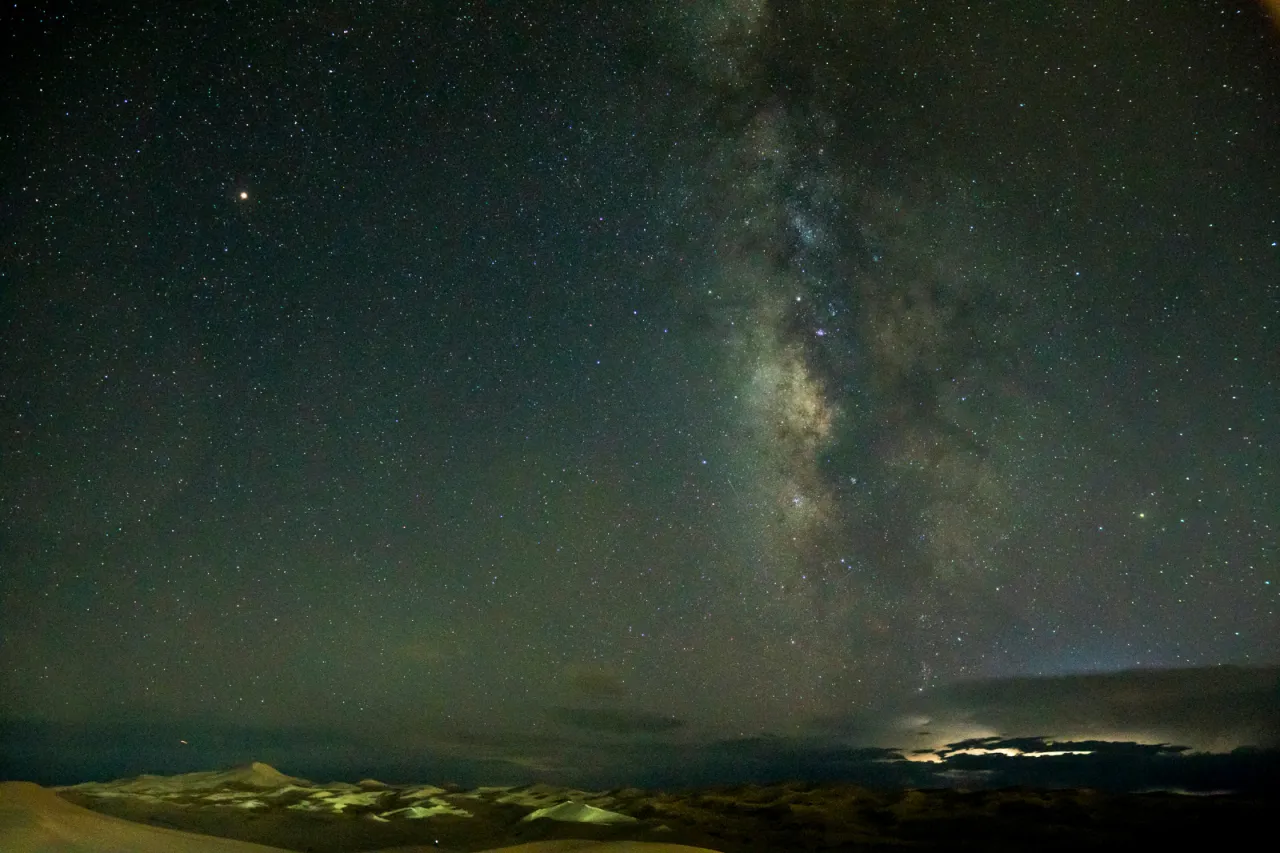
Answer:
[7, 762, 1275, 852]
[0, 781, 294, 853]
[0, 781, 722, 853]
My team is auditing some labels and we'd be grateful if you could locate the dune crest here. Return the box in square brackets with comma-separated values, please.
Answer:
[0, 781, 293, 852]
[0, 781, 724, 853]
[61, 761, 311, 796]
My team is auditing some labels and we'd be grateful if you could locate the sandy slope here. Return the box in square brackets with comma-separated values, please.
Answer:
[469, 845, 720, 853]
[0, 781, 293, 853]
[381, 840, 721, 845]
[58, 762, 311, 795]
[0, 782, 722, 853]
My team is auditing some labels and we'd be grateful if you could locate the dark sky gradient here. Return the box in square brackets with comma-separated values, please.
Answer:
[2, 1, 1278, 786]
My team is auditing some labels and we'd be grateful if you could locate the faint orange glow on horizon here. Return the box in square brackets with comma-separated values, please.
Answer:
[1264, 0, 1280, 32]
[951, 748, 1093, 759]
[904, 746, 1095, 763]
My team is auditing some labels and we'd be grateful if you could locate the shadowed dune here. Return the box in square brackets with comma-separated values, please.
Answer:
[9, 762, 1279, 853]
[0, 782, 722, 853]
[384, 840, 727, 845]
[0, 781, 293, 853]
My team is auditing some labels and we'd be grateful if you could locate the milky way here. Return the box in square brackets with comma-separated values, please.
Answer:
[666, 2, 1037, 709]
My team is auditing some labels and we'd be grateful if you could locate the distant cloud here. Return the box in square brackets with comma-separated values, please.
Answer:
[939, 736, 1190, 758]
[5, 666, 1278, 792]
[550, 707, 685, 735]
[397, 639, 452, 666]
[562, 665, 627, 699]
[912, 665, 1280, 751]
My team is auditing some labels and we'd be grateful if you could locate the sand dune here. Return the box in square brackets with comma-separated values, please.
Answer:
[0, 781, 293, 852]
[473, 840, 721, 845]
[58, 762, 311, 796]
[0, 781, 722, 853]
[384, 840, 727, 845]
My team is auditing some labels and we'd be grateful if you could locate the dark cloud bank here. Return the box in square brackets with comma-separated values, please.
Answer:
[5, 666, 1277, 792]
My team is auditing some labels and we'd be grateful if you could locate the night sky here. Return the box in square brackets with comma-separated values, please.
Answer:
[2, 1, 1278, 785]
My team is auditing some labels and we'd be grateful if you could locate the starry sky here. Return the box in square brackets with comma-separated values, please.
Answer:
[2, 1, 1278, 785]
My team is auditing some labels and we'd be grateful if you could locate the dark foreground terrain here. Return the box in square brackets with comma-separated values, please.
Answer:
[51, 763, 1273, 852]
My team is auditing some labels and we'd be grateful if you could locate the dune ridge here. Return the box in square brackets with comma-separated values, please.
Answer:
[0, 780, 722, 853]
